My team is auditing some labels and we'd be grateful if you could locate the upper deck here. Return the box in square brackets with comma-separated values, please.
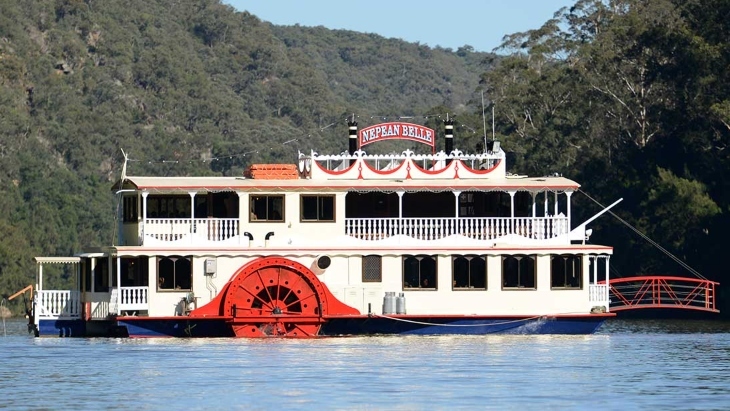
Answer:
[114, 122, 588, 250]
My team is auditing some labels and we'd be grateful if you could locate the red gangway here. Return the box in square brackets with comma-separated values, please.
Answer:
[600, 276, 719, 313]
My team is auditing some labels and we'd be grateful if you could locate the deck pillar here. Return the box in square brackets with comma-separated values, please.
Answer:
[566, 191, 573, 231]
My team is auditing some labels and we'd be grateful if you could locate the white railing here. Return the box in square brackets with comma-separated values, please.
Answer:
[344, 217, 569, 241]
[589, 284, 609, 303]
[119, 286, 149, 311]
[36, 290, 81, 319]
[144, 218, 239, 242]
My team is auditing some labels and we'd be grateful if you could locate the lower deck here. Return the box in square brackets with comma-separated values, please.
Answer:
[33, 247, 612, 337]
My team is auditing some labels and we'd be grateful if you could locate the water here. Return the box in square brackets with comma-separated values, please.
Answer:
[1, 319, 729, 410]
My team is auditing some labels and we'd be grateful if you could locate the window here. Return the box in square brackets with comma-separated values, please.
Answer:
[123, 195, 138, 223]
[502, 255, 536, 289]
[301, 195, 335, 221]
[403, 255, 437, 290]
[94, 257, 110, 292]
[452, 255, 487, 290]
[362, 255, 382, 282]
[551, 255, 582, 289]
[121, 257, 149, 287]
[157, 256, 192, 291]
[91, 257, 117, 293]
[250, 195, 284, 221]
[147, 195, 190, 219]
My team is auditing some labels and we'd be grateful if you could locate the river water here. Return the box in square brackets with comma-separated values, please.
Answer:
[1, 318, 729, 410]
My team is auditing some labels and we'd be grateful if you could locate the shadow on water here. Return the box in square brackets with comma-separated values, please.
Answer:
[599, 317, 730, 334]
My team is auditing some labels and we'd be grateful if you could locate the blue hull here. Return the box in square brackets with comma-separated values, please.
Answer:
[37, 319, 126, 337]
[320, 316, 606, 336]
[118, 318, 233, 338]
[38, 319, 86, 337]
[38, 316, 607, 337]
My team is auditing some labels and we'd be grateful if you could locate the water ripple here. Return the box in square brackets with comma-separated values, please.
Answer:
[1, 319, 729, 410]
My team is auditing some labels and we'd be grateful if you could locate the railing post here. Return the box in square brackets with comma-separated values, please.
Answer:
[566, 191, 573, 232]
[141, 191, 148, 244]
[453, 191, 461, 236]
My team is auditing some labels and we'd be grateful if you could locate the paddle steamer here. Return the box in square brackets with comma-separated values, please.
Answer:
[31, 120, 618, 337]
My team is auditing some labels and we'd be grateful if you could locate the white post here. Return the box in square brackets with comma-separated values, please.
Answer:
[38, 263, 43, 291]
[397, 191, 404, 219]
[554, 191, 559, 216]
[397, 191, 404, 242]
[453, 191, 461, 236]
[453, 191, 461, 218]
[508, 190, 516, 218]
[91, 257, 96, 293]
[189, 191, 196, 244]
[117, 193, 123, 246]
[108, 256, 113, 291]
[531, 192, 536, 218]
[592, 255, 597, 285]
[141, 191, 149, 244]
[543, 191, 548, 216]
[237, 191, 245, 245]
[508, 190, 516, 235]
[566, 191, 573, 232]
[605, 255, 610, 312]
[116, 256, 122, 307]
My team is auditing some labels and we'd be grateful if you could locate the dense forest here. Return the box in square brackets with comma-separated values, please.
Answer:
[0, 0, 728, 315]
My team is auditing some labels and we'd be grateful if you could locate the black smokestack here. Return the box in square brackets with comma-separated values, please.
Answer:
[348, 120, 358, 165]
[444, 118, 454, 165]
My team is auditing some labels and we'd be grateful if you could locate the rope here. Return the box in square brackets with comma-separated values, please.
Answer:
[372, 313, 547, 327]
[578, 189, 707, 281]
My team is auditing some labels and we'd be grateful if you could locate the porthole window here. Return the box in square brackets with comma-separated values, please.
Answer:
[317, 256, 331, 270]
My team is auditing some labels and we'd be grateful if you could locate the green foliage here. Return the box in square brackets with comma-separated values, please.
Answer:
[0, 0, 489, 314]
[486, 0, 730, 286]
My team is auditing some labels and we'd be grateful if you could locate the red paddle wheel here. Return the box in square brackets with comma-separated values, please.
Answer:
[190, 256, 358, 337]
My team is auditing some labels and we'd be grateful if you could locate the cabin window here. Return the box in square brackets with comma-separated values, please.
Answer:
[157, 256, 192, 291]
[551, 255, 582, 289]
[94, 257, 110, 292]
[362, 255, 382, 282]
[452, 255, 487, 290]
[121, 257, 149, 287]
[90, 257, 118, 292]
[403, 255, 437, 290]
[123, 195, 138, 222]
[250, 195, 284, 221]
[146, 195, 190, 219]
[301, 195, 335, 222]
[502, 255, 536, 289]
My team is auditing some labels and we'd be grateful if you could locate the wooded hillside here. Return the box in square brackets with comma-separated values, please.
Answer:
[0, 0, 490, 312]
[0, 0, 728, 314]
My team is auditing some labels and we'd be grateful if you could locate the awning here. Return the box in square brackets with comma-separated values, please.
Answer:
[34, 257, 81, 264]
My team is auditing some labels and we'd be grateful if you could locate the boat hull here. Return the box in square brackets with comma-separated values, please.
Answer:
[38, 314, 612, 337]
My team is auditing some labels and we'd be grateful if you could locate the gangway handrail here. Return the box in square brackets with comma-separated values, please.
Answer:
[600, 275, 719, 313]
[600, 276, 719, 285]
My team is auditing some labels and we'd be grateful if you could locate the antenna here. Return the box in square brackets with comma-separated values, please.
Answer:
[492, 105, 495, 141]
[481, 91, 487, 153]
[120, 148, 129, 181]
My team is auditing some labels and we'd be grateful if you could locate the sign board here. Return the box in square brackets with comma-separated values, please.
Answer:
[358, 122, 436, 150]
